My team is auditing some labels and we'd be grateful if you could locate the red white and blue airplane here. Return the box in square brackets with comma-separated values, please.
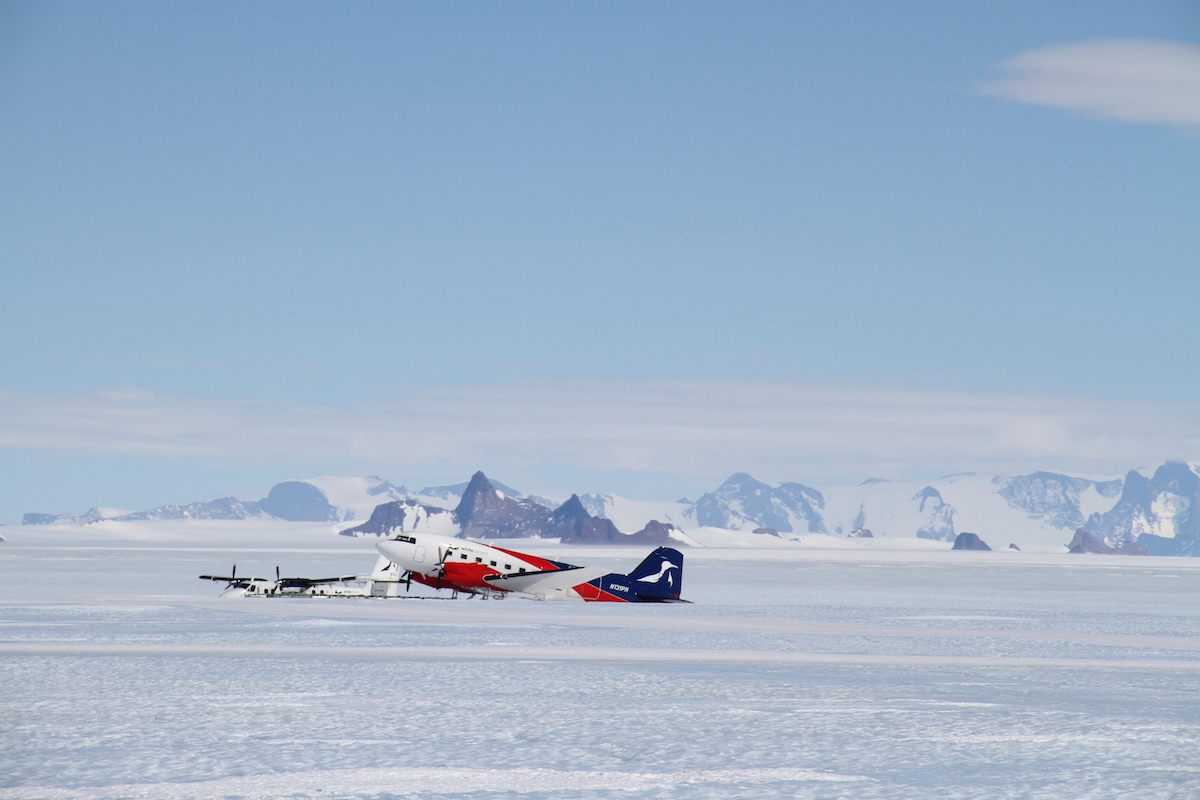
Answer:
[374, 532, 687, 602]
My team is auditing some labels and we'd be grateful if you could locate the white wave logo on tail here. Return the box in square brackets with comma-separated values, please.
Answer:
[636, 560, 679, 586]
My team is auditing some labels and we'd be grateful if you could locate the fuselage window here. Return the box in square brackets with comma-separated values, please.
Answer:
[504, 564, 512, 570]
[460, 553, 468, 559]
[490, 561, 497, 567]
[476, 557, 482, 563]
[518, 568, 526, 573]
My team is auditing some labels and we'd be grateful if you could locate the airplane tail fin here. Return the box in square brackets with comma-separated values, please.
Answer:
[626, 546, 684, 601]
[368, 554, 400, 581]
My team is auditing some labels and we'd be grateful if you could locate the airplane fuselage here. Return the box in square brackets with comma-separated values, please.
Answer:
[374, 531, 594, 598]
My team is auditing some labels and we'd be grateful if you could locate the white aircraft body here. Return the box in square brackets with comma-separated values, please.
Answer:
[374, 531, 686, 602]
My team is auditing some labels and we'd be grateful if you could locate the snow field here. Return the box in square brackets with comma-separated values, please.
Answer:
[2, 525, 1199, 799]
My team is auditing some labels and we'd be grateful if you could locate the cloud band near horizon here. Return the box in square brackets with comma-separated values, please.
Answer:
[3, 380, 1197, 488]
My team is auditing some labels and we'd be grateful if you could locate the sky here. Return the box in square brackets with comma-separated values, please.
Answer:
[2, 0, 1198, 522]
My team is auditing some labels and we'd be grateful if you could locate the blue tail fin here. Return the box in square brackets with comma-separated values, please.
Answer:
[625, 547, 684, 601]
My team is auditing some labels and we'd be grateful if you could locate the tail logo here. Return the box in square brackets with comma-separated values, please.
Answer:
[636, 560, 679, 586]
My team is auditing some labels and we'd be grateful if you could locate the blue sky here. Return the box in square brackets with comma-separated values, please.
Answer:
[2, 1, 1198, 522]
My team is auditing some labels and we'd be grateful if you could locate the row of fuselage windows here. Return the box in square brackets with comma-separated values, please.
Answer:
[457, 552, 526, 573]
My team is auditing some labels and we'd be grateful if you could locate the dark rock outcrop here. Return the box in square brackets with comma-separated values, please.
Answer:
[1009, 543, 1021, 550]
[624, 520, 681, 546]
[550, 495, 626, 544]
[951, 532, 991, 551]
[340, 499, 451, 537]
[847, 528, 873, 538]
[550, 495, 683, 546]
[1067, 529, 1149, 555]
[752, 527, 781, 537]
[455, 471, 552, 539]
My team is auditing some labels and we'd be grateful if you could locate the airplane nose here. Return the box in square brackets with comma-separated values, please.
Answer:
[376, 540, 399, 559]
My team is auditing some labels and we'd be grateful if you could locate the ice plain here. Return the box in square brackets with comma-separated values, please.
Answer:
[2, 521, 1199, 799]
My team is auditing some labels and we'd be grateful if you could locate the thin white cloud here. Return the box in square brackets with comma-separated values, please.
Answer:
[978, 39, 1200, 131]
[2, 380, 1198, 485]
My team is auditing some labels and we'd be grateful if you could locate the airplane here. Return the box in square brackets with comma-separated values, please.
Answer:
[200, 565, 360, 598]
[373, 531, 687, 602]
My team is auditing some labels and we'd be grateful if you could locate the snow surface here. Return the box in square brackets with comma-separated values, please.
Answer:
[3, 520, 1200, 799]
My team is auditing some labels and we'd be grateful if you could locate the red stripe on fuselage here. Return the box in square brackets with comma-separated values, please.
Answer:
[571, 581, 631, 603]
[411, 562, 505, 594]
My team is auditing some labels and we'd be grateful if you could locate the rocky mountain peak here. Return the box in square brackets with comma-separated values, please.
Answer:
[454, 471, 505, 524]
[551, 494, 592, 524]
[627, 520, 680, 545]
[455, 471, 552, 539]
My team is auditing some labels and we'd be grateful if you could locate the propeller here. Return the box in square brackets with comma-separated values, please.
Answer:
[432, 546, 453, 590]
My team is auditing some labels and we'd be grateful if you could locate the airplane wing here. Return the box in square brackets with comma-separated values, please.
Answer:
[277, 576, 357, 589]
[199, 574, 265, 586]
[483, 566, 605, 598]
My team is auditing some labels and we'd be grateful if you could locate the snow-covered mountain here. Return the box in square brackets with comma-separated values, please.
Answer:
[1083, 462, 1199, 556]
[703, 464, 1199, 554]
[576, 494, 694, 532]
[994, 472, 1123, 530]
[21, 507, 133, 525]
[693, 473, 826, 534]
[20, 462, 1200, 555]
[337, 498, 459, 538]
[25, 480, 354, 525]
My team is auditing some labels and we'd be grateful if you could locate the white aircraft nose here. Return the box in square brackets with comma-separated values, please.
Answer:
[376, 540, 402, 559]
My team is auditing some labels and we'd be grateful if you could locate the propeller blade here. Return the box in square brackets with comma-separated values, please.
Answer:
[276, 565, 281, 581]
[405, 571, 412, 592]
